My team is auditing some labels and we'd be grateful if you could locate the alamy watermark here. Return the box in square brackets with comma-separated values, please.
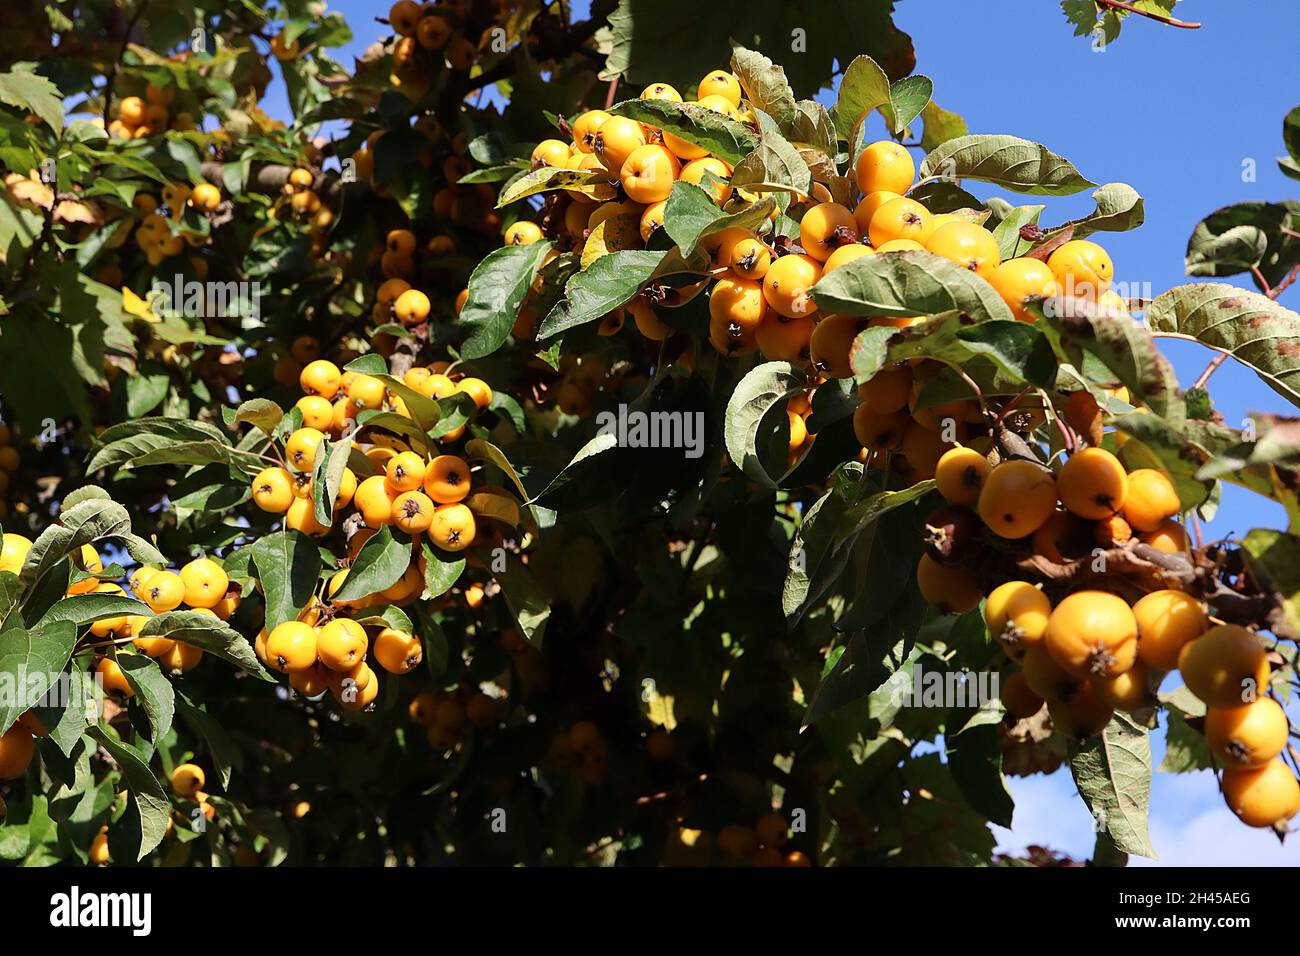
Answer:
[0, 670, 105, 720]
[150, 273, 263, 320]
[595, 405, 705, 459]
[894, 661, 999, 709]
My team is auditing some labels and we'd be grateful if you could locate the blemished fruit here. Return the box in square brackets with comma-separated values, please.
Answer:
[1177, 625, 1270, 708]
[1205, 698, 1289, 769]
[1132, 589, 1207, 671]
[978, 461, 1058, 540]
[934, 446, 992, 507]
[763, 254, 822, 318]
[171, 763, 205, 797]
[1220, 759, 1300, 828]
[984, 581, 1050, 660]
[1044, 590, 1138, 679]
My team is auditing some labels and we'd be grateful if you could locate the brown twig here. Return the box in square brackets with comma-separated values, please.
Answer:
[1094, 0, 1200, 29]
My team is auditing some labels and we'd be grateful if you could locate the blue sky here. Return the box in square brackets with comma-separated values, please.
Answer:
[262, 0, 1300, 863]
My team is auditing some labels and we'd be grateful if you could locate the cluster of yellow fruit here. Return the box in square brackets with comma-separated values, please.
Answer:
[408, 684, 499, 752]
[279, 165, 335, 255]
[387, 0, 480, 94]
[92, 556, 240, 686]
[252, 355, 495, 552]
[511, 73, 1127, 370]
[913, 442, 1299, 830]
[107, 84, 194, 139]
[507, 69, 767, 346]
[0, 422, 18, 520]
[103, 181, 220, 272]
[0, 541, 230, 789]
[253, 604, 422, 713]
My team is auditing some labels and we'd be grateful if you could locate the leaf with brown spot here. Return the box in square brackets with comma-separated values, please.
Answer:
[1146, 282, 1300, 409]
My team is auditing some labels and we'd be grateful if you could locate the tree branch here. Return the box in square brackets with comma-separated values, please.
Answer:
[1094, 0, 1200, 29]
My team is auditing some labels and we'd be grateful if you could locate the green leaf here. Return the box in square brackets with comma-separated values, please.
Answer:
[783, 462, 934, 626]
[459, 241, 554, 360]
[420, 543, 465, 601]
[724, 361, 807, 489]
[1043, 182, 1144, 239]
[665, 182, 776, 258]
[126, 372, 170, 418]
[1068, 713, 1156, 860]
[730, 45, 797, 133]
[332, 525, 409, 603]
[86, 724, 170, 861]
[1158, 686, 1212, 773]
[233, 398, 285, 437]
[920, 100, 969, 152]
[494, 556, 550, 647]
[884, 75, 933, 136]
[1039, 296, 1184, 425]
[0, 572, 21, 628]
[138, 611, 272, 679]
[353, 603, 415, 633]
[0, 69, 64, 130]
[119, 654, 175, 745]
[176, 694, 241, 789]
[1184, 201, 1300, 289]
[312, 437, 354, 527]
[495, 165, 614, 207]
[835, 54, 891, 144]
[919, 134, 1096, 196]
[35, 593, 150, 629]
[19, 499, 132, 586]
[1240, 529, 1300, 638]
[249, 531, 322, 632]
[1146, 282, 1300, 410]
[812, 248, 1015, 323]
[608, 98, 758, 166]
[0, 620, 78, 734]
[955, 321, 1059, 389]
[730, 108, 812, 196]
[991, 204, 1045, 260]
[946, 722, 1014, 828]
[537, 250, 666, 338]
